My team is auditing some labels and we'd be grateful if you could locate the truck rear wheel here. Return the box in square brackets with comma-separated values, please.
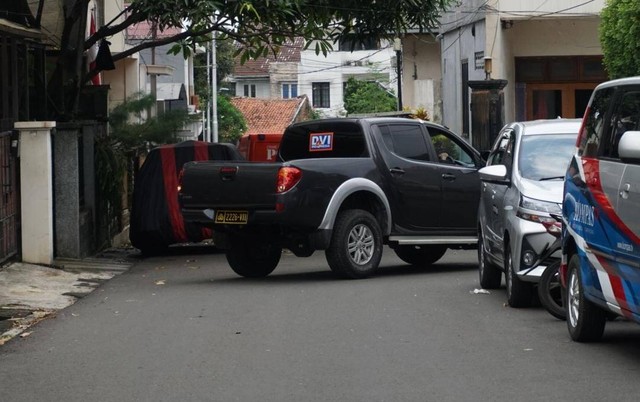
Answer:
[394, 245, 447, 266]
[226, 239, 282, 278]
[325, 209, 382, 279]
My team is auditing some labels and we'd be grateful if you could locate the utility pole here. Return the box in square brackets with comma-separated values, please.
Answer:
[211, 32, 218, 143]
[394, 37, 403, 111]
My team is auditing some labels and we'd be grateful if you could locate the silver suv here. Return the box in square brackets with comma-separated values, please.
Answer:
[477, 119, 581, 307]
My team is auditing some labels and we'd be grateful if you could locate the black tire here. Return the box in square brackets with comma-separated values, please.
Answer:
[478, 232, 501, 289]
[225, 239, 281, 278]
[139, 243, 169, 257]
[566, 254, 606, 342]
[538, 261, 565, 320]
[505, 246, 533, 308]
[325, 209, 382, 279]
[394, 245, 447, 266]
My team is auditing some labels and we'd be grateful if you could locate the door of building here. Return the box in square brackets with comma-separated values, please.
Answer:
[515, 56, 607, 121]
[526, 83, 598, 119]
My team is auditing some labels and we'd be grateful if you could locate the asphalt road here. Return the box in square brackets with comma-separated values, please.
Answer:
[1, 246, 640, 401]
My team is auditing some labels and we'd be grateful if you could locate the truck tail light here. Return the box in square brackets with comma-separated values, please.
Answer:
[276, 167, 301, 193]
[177, 168, 185, 193]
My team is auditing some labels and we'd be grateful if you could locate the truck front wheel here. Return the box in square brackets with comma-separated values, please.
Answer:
[226, 239, 282, 278]
[325, 209, 382, 279]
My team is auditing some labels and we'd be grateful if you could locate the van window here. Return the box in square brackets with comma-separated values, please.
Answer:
[579, 87, 614, 157]
[279, 121, 368, 161]
[602, 90, 640, 159]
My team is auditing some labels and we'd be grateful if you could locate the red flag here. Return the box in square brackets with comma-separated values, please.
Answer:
[86, 2, 101, 85]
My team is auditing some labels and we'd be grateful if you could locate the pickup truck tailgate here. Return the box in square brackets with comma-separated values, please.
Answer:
[180, 161, 281, 209]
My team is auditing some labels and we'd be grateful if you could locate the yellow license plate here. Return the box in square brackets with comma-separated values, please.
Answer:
[214, 210, 248, 224]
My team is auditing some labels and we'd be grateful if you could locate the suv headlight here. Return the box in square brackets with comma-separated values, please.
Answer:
[517, 195, 561, 223]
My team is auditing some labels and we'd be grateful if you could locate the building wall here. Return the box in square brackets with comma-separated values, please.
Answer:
[441, 19, 487, 136]
[270, 62, 299, 98]
[101, 0, 138, 111]
[439, 0, 604, 137]
[402, 34, 442, 122]
[234, 79, 271, 99]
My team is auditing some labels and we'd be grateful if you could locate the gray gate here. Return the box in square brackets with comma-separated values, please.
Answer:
[0, 131, 19, 263]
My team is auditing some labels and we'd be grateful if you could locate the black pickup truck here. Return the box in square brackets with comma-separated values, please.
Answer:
[179, 117, 484, 278]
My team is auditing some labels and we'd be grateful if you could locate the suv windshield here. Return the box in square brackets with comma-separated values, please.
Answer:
[518, 134, 577, 180]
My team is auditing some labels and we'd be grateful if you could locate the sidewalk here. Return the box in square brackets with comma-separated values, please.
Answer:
[0, 248, 137, 345]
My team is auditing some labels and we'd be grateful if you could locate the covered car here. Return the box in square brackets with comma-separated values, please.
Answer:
[130, 140, 243, 254]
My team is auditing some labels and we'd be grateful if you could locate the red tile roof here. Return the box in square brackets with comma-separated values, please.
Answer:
[126, 20, 182, 40]
[234, 37, 305, 77]
[231, 96, 310, 134]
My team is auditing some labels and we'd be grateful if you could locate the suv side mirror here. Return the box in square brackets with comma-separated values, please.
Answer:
[479, 165, 509, 184]
[618, 130, 640, 163]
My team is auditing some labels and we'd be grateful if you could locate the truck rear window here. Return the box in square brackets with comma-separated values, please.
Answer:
[279, 121, 367, 161]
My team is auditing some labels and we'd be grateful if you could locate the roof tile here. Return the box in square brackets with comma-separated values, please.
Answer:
[230, 96, 309, 134]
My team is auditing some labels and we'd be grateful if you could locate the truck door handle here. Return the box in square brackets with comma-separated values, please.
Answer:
[442, 173, 456, 181]
[390, 168, 405, 175]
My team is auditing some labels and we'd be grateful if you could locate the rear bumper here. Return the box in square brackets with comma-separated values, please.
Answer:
[181, 208, 280, 226]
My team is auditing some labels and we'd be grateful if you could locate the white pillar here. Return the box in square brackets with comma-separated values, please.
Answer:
[14, 121, 55, 265]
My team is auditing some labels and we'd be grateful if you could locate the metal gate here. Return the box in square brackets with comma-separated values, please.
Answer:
[0, 131, 19, 263]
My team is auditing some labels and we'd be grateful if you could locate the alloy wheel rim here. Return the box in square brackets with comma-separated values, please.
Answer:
[506, 252, 512, 296]
[568, 270, 580, 327]
[479, 238, 486, 278]
[348, 223, 374, 265]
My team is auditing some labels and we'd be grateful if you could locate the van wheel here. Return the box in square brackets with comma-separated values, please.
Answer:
[505, 246, 533, 307]
[226, 239, 281, 278]
[566, 254, 606, 342]
[478, 231, 501, 289]
[325, 209, 382, 279]
[394, 245, 447, 266]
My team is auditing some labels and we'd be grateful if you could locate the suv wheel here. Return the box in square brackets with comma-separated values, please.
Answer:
[394, 245, 447, 266]
[226, 238, 282, 278]
[478, 231, 501, 289]
[326, 209, 382, 279]
[566, 254, 606, 342]
[505, 246, 532, 307]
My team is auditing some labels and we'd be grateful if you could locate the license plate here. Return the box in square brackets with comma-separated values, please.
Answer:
[214, 210, 248, 224]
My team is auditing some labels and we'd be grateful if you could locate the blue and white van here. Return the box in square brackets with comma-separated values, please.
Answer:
[562, 76, 640, 342]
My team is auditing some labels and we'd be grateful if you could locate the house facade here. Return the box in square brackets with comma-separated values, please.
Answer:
[437, 0, 607, 144]
[298, 39, 397, 117]
[227, 37, 399, 118]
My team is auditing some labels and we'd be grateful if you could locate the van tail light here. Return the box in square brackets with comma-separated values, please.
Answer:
[576, 105, 590, 147]
[276, 167, 302, 193]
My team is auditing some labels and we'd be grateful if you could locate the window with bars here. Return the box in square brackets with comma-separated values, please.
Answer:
[312, 82, 330, 108]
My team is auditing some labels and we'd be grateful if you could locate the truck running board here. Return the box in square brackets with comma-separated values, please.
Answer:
[388, 236, 478, 245]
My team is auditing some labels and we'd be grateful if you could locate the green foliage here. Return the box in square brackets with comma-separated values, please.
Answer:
[217, 95, 247, 143]
[94, 93, 194, 243]
[344, 77, 397, 115]
[93, 0, 452, 68]
[108, 93, 192, 150]
[193, 38, 235, 107]
[94, 134, 127, 241]
[56, 0, 452, 119]
[600, 0, 640, 79]
[432, 134, 459, 160]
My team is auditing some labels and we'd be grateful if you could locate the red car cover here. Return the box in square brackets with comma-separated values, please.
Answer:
[130, 140, 243, 253]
